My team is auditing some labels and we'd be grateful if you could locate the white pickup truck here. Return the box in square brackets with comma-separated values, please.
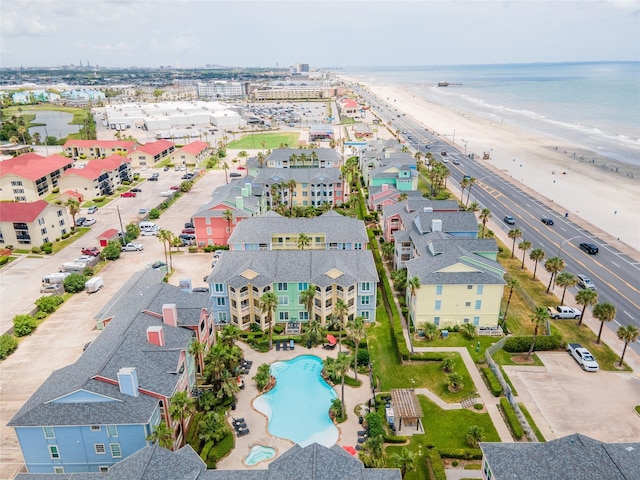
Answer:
[547, 306, 582, 319]
[566, 343, 599, 372]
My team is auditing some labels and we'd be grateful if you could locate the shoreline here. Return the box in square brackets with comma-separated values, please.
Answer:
[342, 77, 640, 254]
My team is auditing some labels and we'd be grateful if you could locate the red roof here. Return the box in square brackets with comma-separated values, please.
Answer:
[97, 228, 120, 240]
[0, 154, 73, 181]
[340, 98, 358, 108]
[64, 190, 84, 201]
[63, 140, 136, 150]
[179, 141, 209, 154]
[133, 140, 174, 156]
[63, 155, 128, 180]
[0, 200, 50, 223]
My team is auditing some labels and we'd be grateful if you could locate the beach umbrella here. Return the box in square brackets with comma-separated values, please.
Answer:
[326, 334, 337, 345]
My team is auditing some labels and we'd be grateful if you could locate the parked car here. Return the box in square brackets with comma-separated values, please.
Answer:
[121, 192, 137, 198]
[81, 247, 100, 256]
[87, 206, 98, 214]
[163, 166, 170, 171]
[75, 216, 87, 227]
[121, 243, 144, 252]
[160, 190, 174, 197]
[148, 261, 167, 270]
[541, 217, 554, 225]
[579, 242, 599, 255]
[40, 284, 63, 295]
[131, 187, 142, 193]
[229, 172, 241, 178]
[179, 234, 195, 245]
[182, 228, 196, 234]
[138, 208, 150, 215]
[503, 215, 516, 225]
[184, 222, 195, 229]
[148, 176, 159, 182]
[170, 185, 179, 190]
[82, 218, 96, 226]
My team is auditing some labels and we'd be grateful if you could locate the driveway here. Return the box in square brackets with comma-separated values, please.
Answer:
[504, 352, 640, 443]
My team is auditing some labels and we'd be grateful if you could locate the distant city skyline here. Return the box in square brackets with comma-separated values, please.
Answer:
[1, 1, 639, 69]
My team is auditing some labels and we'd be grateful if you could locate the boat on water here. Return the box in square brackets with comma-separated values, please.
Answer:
[437, 81, 449, 87]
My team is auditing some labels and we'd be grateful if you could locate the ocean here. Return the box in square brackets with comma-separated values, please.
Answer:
[335, 62, 640, 167]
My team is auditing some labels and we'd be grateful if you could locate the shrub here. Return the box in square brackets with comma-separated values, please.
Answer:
[52, 187, 60, 193]
[473, 403, 484, 410]
[61, 232, 71, 239]
[31, 246, 42, 254]
[426, 447, 447, 480]
[481, 367, 503, 397]
[438, 448, 483, 460]
[503, 335, 562, 353]
[14, 314, 37, 337]
[101, 240, 121, 261]
[149, 209, 160, 220]
[0, 334, 18, 359]
[35, 295, 64, 314]
[35, 311, 48, 320]
[0, 256, 9, 267]
[499, 397, 524, 439]
[356, 348, 370, 367]
[41, 244, 53, 254]
[273, 325, 284, 335]
[83, 267, 94, 277]
[63, 273, 87, 293]
[383, 434, 407, 444]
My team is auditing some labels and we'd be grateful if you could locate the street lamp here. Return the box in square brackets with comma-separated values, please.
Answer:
[558, 235, 581, 256]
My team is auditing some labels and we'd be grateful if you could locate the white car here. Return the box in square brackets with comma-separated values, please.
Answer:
[160, 191, 174, 197]
[121, 243, 144, 252]
[140, 228, 159, 236]
[82, 218, 96, 226]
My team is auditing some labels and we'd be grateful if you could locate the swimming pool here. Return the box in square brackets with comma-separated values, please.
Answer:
[244, 445, 276, 466]
[254, 355, 338, 447]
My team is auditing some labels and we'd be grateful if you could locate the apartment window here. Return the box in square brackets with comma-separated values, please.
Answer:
[216, 297, 226, 306]
[57, 210, 63, 217]
[90, 425, 101, 432]
[477, 285, 484, 295]
[279, 311, 289, 321]
[99, 467, 109, 473]
[95, 444, 106, 455]
[299, 311, 309, 321]
[467, 285, 473, 290]
[298, 282, 308, 291]
[435, 300, 441, 311]
[48, 445, 60, 459]
[475, 300, 482, 310]
[474, 316, 480, 326]
[11, 180, 23, 186]
[362, 311, 370, 319]
[214, 284, 224, 293]
[277, 283, 288, 291]
[43, 426, 55, 439]
[218, 312, 227, 323]
[106, 425, 118, 437]
[361, 296, 370, 305]
[465, 302, 471, 307]
[435, 285, 443, 295]
[463, 318, 470, 324]
[361, 282, 371, 292]
[354, 243, 362, 250]
[433, 317, 440, 326]
[110, 443, 122, 458]
[54, 467, 65, 474]
[278, 296, 289, 306]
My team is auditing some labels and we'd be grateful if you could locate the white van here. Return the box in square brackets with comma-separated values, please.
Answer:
[85, 276, 104, 293]
[59, 262, 87, 273]
[42, 272, 71, 285]
[139, 221, 159, 236]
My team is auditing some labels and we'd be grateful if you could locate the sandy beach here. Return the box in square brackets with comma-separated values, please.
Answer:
[342, 78, 640, 255]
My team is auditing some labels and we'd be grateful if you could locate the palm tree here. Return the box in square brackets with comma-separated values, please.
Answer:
[508, 229, 523, 259]
[459, 177, 469, 205]
[222, 209, 233, 238]
[467, 201, 479, 213]
[575, 288, 598, 326]
[169, 391, 195, 446]
[555, 272, 577, 305]
[257, 151, 266, 168]
[465, 177, 477, 207]
[616, 324, 639, 367]
[503, 278, 519, 319]
[333, 352, 351, 419]
[157, 228, 173, 271]
[66, 199, 80, 228]
[527, 306, 550, 359]
[297, 233, 310, 250]
[593, 302, 616, 344]
[198, 411, 228, 444]
[529, 248, 546, 280]
[299, 284, 316, 322]
[390, 447, 416, 478]
[285, 179, 297, 212]
[333, 299, 348, 353]
[306, 319, 323, 345]
[345, 317, 366, 380]
[544, 256, 565, 293]
[222, 162, 229, 184]
[407, 276, 421, 329]
[188, 339, 206, 377]
[398, 192, 408, 202]
[466, 425, 486, 448]
[361, 434, 386, 468]
[381, 241, 395, 262]
[260, 291, 278, 350]
[479, 208, 492, 238]
[146, 421, 173, 449]
[518, 240, 532, 269]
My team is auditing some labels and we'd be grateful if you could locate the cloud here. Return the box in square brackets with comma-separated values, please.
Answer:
[149, 34, 199, 54]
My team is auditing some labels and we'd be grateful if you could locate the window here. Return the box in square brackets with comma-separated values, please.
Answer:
[362, 311, 369, 319]
[467, 285, 473, 289]
[99, 466, 109, 473]
[90, 425, 101, 431]
[435, 300, 441, 311]
[216, 297, 226, 306]
[214, 284, 224, 293]
[11, 180, 23, 186]
[473, 316, 480, 326]
[218, 312, 227, 323]
[278, 296, 289, 306]
[465, 302, 471, 307]
[434, 317, 440, 326]
[277, 283, 288, 291]
[463, 318, 469, 324]
[435, 285, 443, 295]
[477, 285, 484, 295]
[49, 445, 60, 459]
[279, 311, 289, 321]
[361, 296, 370, 305]
[354, 243, 362, 250]
[361, 282, 371, 292]
[475, 300, 482, 310]
[299, 311, 309, 321]
[95, 444, 106, 454]
[54, 467, 65, 474]
[106, 425, 118, 438]
[43, 426, 55, 439]
[298, 282, 308, 291]
[110, 443, 122, 458]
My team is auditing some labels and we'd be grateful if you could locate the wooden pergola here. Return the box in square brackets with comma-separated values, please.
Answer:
[390, 389, 424, 432]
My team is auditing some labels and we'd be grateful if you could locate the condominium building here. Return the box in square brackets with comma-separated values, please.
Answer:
[0, 200, 71, 247]
[0, 153, 74, 202]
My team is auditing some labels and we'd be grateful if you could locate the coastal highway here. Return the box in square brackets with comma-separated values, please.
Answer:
[355, 85, 640, 352]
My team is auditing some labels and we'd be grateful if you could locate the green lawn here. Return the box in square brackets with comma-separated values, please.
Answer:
[227, 132, 300, 150]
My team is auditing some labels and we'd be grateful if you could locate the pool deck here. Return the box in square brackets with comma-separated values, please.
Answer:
[216, 342, 372, 470]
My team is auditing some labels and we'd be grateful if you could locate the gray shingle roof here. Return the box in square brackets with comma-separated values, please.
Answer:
[267, 147, 340, 163]
[412, 211, 478, 235]
[193, 177, 262, 218]
[382, 199, 459, 219]
[480, 434, 640, 480]
[227, 210, 368, 245]
[9, 269, 211, 428]
[254, 168, 342, 185]
[208, 250, 378, 289]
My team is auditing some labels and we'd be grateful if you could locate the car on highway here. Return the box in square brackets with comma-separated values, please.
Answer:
[121, 243, 144, 252]
[452, 159, 460, 165]
[541, 218, 554, 225]
[577, 274, 596, 290]
[503, 215, 516, 225]
[75, 216, 87, 227]
[87, 206, 98, 214]
[81, 247, 100, 256]
[440, 151, 447, 157]
[579, 242, 599, 255]
[148, 176, 159, 181]
[82, 218, 96, 226]
[121, 192, 137, 198]
[441, 158, 449, 163]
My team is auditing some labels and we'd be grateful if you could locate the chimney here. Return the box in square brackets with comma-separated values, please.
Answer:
[235, 196, 244, 210]
[241, 186, 248, 197]
[432, 219, 443, 232]
[117, 367, 139, 397]
[423, 207, 433, 213]
[382, 184, 388, 192]
[244, 182, 252, 195]
[162, 303, 178, 327]
[147, 326, 165, 347]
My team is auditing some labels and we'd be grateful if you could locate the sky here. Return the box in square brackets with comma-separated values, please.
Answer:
[1, 0, 639, 68]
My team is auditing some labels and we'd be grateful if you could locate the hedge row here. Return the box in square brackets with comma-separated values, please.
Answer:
[382, 434, 408, 444]
[0, 334, 18, 360]
[499, 397, 524, 439]
[426, 448, 447, 480]
[481, 367, 503, 397]
[503, 334, 562, 353]
[406, 352, 448, 362]
[437, 447, 483, 460]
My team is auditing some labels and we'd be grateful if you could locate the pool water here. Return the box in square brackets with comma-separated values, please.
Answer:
[254, 355, 338, 447]
[244, 445, 276, 466]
